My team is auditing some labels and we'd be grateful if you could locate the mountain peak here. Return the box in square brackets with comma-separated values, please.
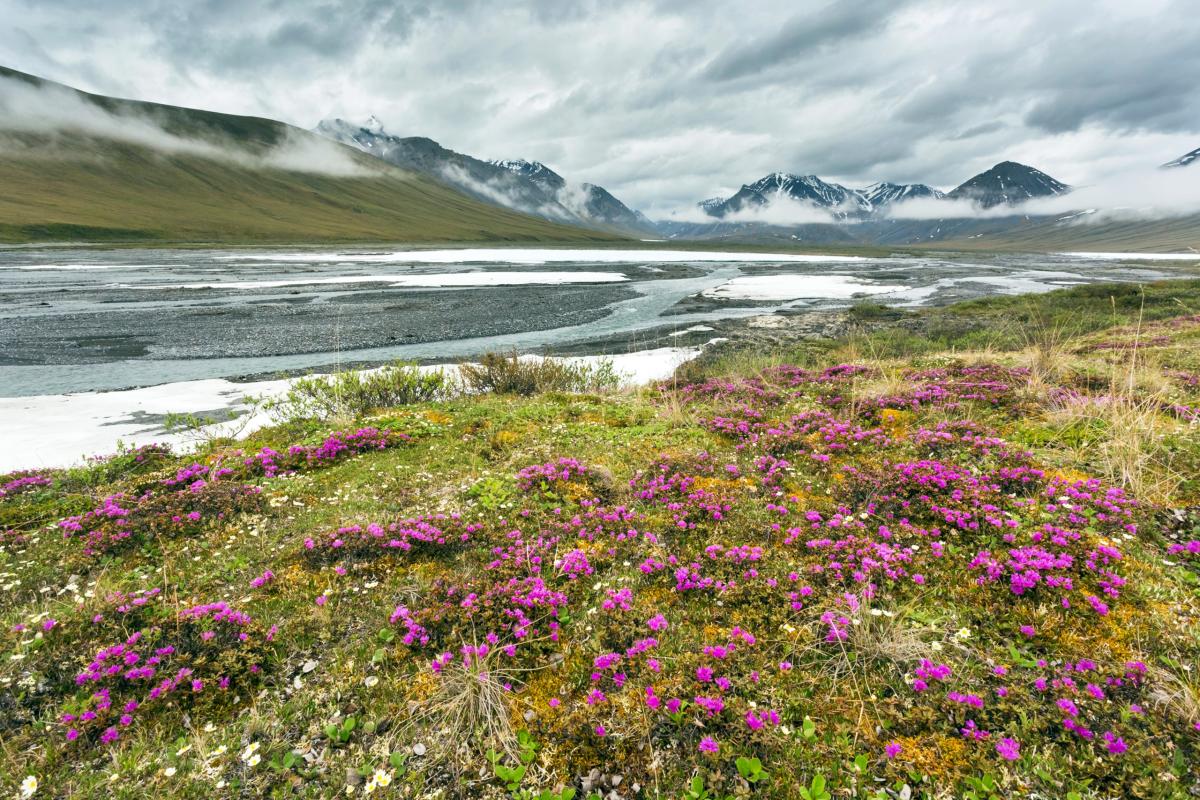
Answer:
[315, 115, 387, 137]
[702, 171, 871, 219]
[1163, 147, 1199, 168]
[861, 181, 944, 208]
[360, 114, 385, 134]
[947, 161, 1068, 208]
[490, 158, 565, 192]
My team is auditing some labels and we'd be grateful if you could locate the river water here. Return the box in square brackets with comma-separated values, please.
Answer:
[1, 246, 1197, 471]
[3, 246, 1194, 397]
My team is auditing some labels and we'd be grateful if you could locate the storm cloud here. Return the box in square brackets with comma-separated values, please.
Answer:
[1, 0, 1197, 216]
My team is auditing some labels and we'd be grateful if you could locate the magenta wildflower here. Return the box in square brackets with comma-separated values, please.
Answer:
[885, 741, 902, 759]
[995, 737, 1020, 761]
[698, 736, 719, 755]
[1103, 732, 1127, 755]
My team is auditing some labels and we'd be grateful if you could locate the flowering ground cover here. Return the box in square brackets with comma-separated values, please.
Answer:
[2, 285, 1200, 799]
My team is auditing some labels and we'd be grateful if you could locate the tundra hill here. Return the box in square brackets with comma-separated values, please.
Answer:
[2, 280, 1200, 798]
[0, 67, 619, 244]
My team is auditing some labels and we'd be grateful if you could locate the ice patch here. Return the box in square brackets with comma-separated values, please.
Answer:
[1058, 251, 1200, 261]
[218, 248, 871, 265]
[153, 272, 629, 291]
[702, 275, 904, 302]
[0, 348, 700, 472]
[3, 263, 174, 271]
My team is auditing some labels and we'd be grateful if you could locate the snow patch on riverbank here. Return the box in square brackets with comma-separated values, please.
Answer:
[702, 275, 904, 301]
[1058, 251, 1200, 261]
[158, 272, 629, 291]
[220, 248, 870, 265]
[0, 348, 701, 472]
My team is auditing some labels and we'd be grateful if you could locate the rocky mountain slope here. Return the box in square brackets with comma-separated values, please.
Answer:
[945, 160, 1069, 208]
[316, 118, 652, 234]
[0, 67, 616, 244]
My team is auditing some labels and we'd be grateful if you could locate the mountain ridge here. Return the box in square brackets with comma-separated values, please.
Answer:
[0, 66, 619, 244]
[315, 117, 652, 235]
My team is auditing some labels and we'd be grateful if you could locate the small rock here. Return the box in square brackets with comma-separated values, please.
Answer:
[301, 659, 317, 674]
[413, 742, 426, 756]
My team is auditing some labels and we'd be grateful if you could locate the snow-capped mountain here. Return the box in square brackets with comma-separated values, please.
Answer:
[861, 181, 944, 208]
[702, 172, 872, 219]
[672, 160, 1076, 244]
[1163, 147, 1199, 168]
[699, 174, 952, 221]
[946, 161, 1068, 208]
[314, 117, 651, 233]
[490, 158, 564, 192]
[489, 159, 649, 230]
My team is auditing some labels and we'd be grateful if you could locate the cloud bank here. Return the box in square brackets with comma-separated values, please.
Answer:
[0, 72, 372, 176]
[0, 0, 1198, 213]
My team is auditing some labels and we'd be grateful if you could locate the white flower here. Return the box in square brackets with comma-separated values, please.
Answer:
[240, 742, 261, 762]
[163, 767, 177, 778]
[956, 627, 972, 640]
[245, 753, 262, 767]
[373, 769, 392, 787]
[20, 775, 38, 798]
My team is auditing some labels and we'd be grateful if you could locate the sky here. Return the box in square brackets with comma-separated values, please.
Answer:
[2, 0, 1198, 217]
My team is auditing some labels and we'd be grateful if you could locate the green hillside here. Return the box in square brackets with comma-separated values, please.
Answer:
[0, 67, 620, 244]
[2, 282, 1199, 798]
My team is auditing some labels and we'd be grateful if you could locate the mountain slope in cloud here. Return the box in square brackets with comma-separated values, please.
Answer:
[1163, 147, 1199, 168]
[315, 118, 652, 234]
[861, 181, 945, 208]
[702, 172, 872, 220]
[0, 66, 614, 244]
[668, 158, 1199, 250]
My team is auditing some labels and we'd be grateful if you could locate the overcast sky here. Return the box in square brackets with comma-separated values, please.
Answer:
[2, 0, 1198, 216]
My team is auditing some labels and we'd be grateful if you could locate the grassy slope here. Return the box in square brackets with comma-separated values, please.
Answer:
[931, 215, 1200, 254]
[2, 282, 1200, 799]
[0, 67, 620, 244]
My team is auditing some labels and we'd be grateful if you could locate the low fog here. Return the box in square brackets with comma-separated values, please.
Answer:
[0, 73, 373, 177]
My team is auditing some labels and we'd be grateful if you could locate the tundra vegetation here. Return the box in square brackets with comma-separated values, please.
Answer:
[2, 279, 1199, 799]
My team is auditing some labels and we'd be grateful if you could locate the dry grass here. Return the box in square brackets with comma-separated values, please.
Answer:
[1146, 664, 1200, 730]
[404, 651, 519, 765]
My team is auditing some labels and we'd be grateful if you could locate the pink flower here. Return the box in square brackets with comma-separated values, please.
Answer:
[646, 614, 669, 631]
[995, 737, 1020, 761]
[885, 741, 901, 759]
[1103, 732, 1127, 755]
[698, 736, 719, 755]
[315, 595, 327, 606]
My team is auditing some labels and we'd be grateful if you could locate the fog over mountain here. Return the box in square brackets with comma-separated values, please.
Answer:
[4, 0, 1199, 218]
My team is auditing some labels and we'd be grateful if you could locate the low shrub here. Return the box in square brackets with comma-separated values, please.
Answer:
[458, 351, 619, 396]
[262, 363, 450, 422]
